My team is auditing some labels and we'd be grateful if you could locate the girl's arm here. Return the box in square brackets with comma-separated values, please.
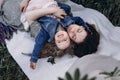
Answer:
[20, 0, 30, 12]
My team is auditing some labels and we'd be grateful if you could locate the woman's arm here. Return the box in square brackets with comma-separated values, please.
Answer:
[26, 7, 66, 25]
[20, 0, 30, 12]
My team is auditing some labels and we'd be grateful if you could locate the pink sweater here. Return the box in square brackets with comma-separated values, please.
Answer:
[26, 0, 58, 11]
[21, 0, 58, 31]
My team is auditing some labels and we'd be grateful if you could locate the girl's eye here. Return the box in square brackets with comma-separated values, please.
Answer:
[58, 41, 60, 43]
[64, 39, 67, 41]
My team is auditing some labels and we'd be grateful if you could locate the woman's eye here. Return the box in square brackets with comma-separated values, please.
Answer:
[77, 29, 82, 33]
[72, 36, 76, 40]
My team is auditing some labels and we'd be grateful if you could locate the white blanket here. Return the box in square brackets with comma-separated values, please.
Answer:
[6, 1, 120, 80]
[68, 54, 120, 80]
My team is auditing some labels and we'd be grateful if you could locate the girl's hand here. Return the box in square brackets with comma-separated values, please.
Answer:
[30, 62, 36, 70]
[53, 7, 67, 19]
[20, 0, 29, 12]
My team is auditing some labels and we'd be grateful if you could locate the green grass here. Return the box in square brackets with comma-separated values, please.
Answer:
[0, 46, 28, 80]
[0, 0, 120, 80]
[73, 0, 120, 26]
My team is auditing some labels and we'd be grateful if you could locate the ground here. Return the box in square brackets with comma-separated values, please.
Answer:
[0, 0, 120, 80]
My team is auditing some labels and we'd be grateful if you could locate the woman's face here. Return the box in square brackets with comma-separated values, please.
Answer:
[67, 24, 88, 43]
[55, 31, 70, 50]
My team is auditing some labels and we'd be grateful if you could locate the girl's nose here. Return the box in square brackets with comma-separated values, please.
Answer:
[57, 34, 63, 38]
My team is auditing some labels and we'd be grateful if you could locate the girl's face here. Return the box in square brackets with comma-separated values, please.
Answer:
[67, 24, 88, 43]
[55, 31, 70, 50]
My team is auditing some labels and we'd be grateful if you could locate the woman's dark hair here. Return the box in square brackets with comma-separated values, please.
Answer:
[73, 23, 100, 57]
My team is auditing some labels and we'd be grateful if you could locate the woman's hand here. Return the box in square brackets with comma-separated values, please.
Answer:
[20, 0, 30, 12]
[53, 7, 67, 19]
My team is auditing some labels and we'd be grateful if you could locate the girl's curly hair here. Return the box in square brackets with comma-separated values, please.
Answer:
[40, 40, 74, 58]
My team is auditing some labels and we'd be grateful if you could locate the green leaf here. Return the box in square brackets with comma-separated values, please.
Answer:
[100, 67, 120, 77]
[58, 77, 64, 80]
[90, 77, 96, 80]
[66, 72, 73, 80]
[112, 67, 118, 75]
[81, 74, 88, 80]
[47, 56, 55, 64]
[100, 72, 111, 76]
[74, 68, 80, 80]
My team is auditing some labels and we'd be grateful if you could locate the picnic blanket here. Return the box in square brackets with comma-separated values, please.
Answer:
[68, 54, 120, 80]
[1, 0, 120, 80]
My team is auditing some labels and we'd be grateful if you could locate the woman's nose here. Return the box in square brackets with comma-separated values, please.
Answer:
[71, 35, 76, 40]
[70, 29, 75, 33]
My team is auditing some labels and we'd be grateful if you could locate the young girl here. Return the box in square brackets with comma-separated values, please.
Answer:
[20, 0, 72, 69]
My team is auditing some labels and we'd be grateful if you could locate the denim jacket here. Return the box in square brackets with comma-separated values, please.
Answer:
[30, 3, 73, 63]
[61, 16, 90, 30]
[30, 3, 89, 63]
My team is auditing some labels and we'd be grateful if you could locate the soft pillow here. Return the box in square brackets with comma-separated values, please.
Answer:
[1, 0, 24, 30]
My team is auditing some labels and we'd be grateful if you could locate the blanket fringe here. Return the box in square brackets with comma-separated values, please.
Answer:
[0, 22, 16, 46]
